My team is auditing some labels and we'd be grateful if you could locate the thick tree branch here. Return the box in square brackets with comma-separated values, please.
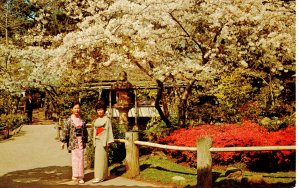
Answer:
[127, 53, 153, 78]
[128, 53, 172, 127]
[169, 12, 208, 63]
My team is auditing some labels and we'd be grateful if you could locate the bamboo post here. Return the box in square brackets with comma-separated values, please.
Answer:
[109, 89, 112, 119]
[197, 137, 212, 188]
[125, 131, 140, 177]
[133, 89, 139, 131]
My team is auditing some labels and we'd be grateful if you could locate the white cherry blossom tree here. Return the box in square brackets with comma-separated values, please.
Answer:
[0, 0, 295, 126]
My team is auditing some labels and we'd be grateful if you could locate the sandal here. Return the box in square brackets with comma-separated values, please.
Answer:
[92, 178, 104, 183]
[78, 179, 85, 184]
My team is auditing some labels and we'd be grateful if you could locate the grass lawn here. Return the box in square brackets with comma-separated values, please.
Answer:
[110, 151, 296, 188]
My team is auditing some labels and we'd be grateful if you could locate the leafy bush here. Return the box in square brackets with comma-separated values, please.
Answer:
[0, 90, 16, 115]
[159, 120, 295, 172]
[259, 117, 283, 131]
[109, 118, 126, 164]
[0, 113, 28, 138]
[0, 114, 27, 130]
[144, 116, 170, 142]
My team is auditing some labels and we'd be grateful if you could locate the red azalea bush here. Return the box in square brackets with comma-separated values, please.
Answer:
[158, 120, 295, 172]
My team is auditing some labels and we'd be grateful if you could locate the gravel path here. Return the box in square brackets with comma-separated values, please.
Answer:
[0, 124, 161, 188]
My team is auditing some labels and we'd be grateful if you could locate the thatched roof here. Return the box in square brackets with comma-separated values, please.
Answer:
[84, 65, 156, 89]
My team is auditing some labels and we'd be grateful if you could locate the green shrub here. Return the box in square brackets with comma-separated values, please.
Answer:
[144, 116, 177, 142]
[259, 117, 284, 131]
[0, 113, 27, 138]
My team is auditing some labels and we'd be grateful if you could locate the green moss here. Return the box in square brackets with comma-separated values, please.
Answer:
[138, 153, 197, 187]
[133, 152, 295, 188]
[109, 151, 295, 187]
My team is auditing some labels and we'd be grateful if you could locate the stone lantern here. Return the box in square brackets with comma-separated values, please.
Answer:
[112, 71, 134, 132]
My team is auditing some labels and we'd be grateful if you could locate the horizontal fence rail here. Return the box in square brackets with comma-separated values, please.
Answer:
[114, 138, 126, 143]
[107, 133, 297, 188]
[210, 145, 296, 152]
[134, 140, 197, 151]
[132, 140, 296, 152]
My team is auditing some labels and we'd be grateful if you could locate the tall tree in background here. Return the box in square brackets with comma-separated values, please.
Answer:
[0, 0, 36, 45]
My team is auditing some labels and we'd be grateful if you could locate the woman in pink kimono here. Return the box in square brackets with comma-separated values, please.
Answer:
[60, 102, 88, 184]
[92, 101, 114, 183]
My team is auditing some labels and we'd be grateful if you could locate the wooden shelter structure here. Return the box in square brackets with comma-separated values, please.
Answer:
[82, 71, 161, 131]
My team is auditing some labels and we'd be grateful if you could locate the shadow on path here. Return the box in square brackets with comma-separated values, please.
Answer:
[0, 130, 26, 143]
[0, 166, 72, 188]
[0, 166, 157, 188]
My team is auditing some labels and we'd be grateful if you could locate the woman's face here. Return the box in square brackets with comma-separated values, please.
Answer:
[97, 108, 105, 117]
[72, 104, 81, 116]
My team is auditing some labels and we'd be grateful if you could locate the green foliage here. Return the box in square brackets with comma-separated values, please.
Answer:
[187, 94, 223, 125]
[111, 118, 125, 139]
[136, 89, 157, 105]
[139, 152, 197, 186]
[48, 87, 99, 122]
[80, 91, 99, 123]
[0, 90, 17, 115]
[109, 142, 126, 165]
[0, 113, 27, 135]
[282, 113, 296, 127]
[215, 68, 253, 121]
[185, 68, 295, 126]
[0, 0, 35, 41]
[144, 116, 176, 142]
[53, 89, 79, 117]
[258, 116, 288, 131]
[109, 118, 126, 164]
[127, 152, 295, 187]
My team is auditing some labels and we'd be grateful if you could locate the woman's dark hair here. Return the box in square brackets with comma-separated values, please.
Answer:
[71, 101, 81, 108]
[95, 101, 107, 112]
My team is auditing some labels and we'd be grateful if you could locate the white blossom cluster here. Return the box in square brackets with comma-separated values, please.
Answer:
[0, 0, 295, 92]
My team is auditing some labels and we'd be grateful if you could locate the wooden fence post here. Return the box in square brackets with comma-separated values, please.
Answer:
[56, 118, 62, 140]
[197, 137, 212, 188]
[125, 131, 140, 178]
[5, 124, 10, 139]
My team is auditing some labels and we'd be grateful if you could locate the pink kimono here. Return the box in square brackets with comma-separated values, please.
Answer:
[71, 115, 84, 179]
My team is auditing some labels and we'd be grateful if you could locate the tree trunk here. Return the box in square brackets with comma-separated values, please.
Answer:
[177, 99, 186, 127]
[177, 79, 196, 127]
[161, 91, 169, 117]
[5, 8, 9, 69]
[155, 80, 172, 128]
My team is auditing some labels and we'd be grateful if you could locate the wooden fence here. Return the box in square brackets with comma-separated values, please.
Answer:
[55, 125, 296, 188]
[118, 132, 296, 188]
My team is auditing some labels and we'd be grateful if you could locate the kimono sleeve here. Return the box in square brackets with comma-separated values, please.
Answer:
[60, 118, 70, 143]
[106, 118, 114, 144]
